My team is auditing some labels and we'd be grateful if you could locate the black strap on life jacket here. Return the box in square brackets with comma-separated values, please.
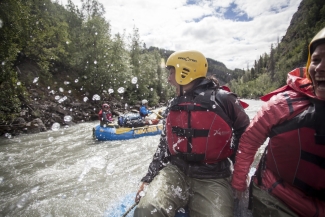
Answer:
[267, 178, 283, 194]
[170, 105, 208, 111]
[301, 150, 325, 169]
[170, 88, 217, 154]
[256, 146, 268, 186]
[172, 127, 209, 138]
[187, 105, 192, 153]
[248, 176, 254, 210]
[313, 99, 325, 145]
[174, 152, 206, 162]
[170, 89, 217, 112]
[294, 178, 325, 201]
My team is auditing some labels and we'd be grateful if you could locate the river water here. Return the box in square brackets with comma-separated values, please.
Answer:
[0, 99, 265, 217]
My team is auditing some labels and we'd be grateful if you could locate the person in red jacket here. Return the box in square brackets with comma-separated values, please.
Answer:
[133, 50, 249, 217]
[98, 103, 113, 127]
[231, 27, 325, 217]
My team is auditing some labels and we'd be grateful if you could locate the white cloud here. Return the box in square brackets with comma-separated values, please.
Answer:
[60, 0, 302, 70]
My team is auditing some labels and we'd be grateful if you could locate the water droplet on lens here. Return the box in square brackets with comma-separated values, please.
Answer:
[51, 123, 60, 131]
[131, 77, 138, 84]
[64, 115, 72, 122]
[92, 94, 100, 101]
[117, 87, 125, 93]
[33, 77, 39, 83]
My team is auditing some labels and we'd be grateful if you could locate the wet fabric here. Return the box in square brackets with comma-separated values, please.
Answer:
[232, 67, 325, 216]
[166, 89, 233, 164]
[141, 79, 249, 183]
[251, 183, 298, 217]
[134, 164, 234, 217]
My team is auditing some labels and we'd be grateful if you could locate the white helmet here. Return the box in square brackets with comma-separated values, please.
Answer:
[142, 99, 148, 105]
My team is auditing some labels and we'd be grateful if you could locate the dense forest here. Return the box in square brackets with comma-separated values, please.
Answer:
[229, 0, 325, 97]
[0, 0, 325, 125]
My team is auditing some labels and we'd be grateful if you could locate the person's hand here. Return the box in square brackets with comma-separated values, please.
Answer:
[135, 182, 148, 203]
[233, 188, 245, 200]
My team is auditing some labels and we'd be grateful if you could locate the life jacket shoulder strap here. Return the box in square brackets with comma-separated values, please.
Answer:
[170, 88, 216, 111]
[172, 127, 209, 138]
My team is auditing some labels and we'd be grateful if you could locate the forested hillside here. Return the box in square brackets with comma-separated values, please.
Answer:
[229, 0, 325, 98]
[0, 0, 324, 125]
[0, 0, 176, 123]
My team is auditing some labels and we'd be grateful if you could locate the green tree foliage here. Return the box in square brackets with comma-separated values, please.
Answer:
[269, 44, 275, 80]
[0, 0, 176, 122]
[0, 0, 29, 122]
[2, 0, 324, 122]
[206, 58, 235, 84]
[228, 0, 325, 99]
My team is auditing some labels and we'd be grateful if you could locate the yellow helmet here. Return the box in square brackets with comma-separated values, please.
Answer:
[166, 50, 208, 85]
[306, 27, 325, 80]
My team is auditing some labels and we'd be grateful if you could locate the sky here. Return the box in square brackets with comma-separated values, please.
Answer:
[59, 0, 302, 70]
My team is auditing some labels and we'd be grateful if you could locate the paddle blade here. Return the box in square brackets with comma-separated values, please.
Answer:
[104, 193, 136, 217]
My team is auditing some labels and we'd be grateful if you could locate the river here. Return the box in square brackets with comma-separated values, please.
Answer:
[0, 99, 266, 217]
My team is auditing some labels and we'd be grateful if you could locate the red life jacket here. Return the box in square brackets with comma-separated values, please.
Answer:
[254, 100, 325, 216]
[98, 110, 111, 121]
[263, 101, 325, 193]
[166, 89, 233, 164]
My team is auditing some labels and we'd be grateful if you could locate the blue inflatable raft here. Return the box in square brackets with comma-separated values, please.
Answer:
[93, 124, 163, 141]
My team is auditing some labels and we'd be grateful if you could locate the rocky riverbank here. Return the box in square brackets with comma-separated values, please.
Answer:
[0, 88, 165, 138]
[0, 60, 168, 138]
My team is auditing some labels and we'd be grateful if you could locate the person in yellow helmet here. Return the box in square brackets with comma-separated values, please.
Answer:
[232, 27, 325, 217]
[134, 50, 250, 217]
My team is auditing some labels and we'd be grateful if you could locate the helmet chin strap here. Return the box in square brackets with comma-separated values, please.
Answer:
[179, 85, 184, 96]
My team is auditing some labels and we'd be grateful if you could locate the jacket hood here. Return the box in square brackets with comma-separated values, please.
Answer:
[261, 67, 314, 102]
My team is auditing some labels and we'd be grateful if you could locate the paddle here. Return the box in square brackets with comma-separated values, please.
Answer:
[107, 193, 189, 217]
[151, 111, 163, 119]
[115, 127, 133, 134]
[121, 202, 138, 217]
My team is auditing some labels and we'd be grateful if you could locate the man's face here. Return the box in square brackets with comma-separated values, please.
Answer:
[309, 43, 325, 100]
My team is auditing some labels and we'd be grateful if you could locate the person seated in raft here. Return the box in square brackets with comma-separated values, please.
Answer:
[139, 99, 152, 119]
[98, 103, 113, 127]
[133, 50, 249, 217]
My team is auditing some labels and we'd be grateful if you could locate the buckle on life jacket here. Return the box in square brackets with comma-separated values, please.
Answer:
[172, 127, 209, 138]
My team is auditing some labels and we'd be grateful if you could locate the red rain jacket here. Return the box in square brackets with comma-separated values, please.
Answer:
[232, 68, 325, 217]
